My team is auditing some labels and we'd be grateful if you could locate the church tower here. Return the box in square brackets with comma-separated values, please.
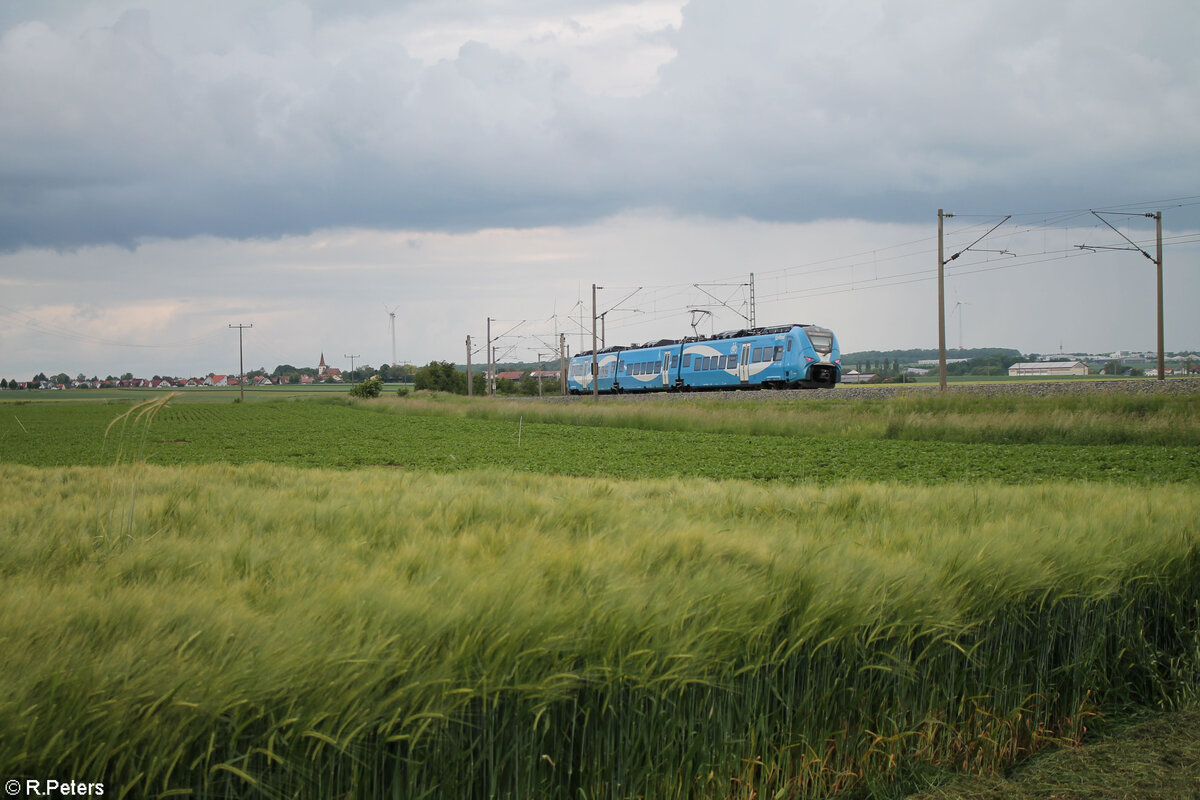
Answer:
[318, 352, 327, 377]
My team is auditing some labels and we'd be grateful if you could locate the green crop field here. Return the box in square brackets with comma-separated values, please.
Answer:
[1, 387, 1199, 799]
[3, 393, 1199, 482]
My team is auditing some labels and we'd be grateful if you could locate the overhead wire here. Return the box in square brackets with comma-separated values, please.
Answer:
[558, 200, 1200, 356]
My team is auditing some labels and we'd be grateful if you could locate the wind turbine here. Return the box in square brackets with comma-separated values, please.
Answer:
[949, 297, 971, 350]
[385, 305, 400, 366]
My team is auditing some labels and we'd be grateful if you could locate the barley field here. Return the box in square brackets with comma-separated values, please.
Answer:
[1, 388, 1198, 798]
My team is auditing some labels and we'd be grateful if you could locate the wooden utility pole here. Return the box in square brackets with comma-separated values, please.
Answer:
[937, 210, 949, 390]
[465, 335, 473, 396]
[345, 354, 360, 381]
[228, 323, 252, 401]
[1155, 211, 1165, 381]
[1086, 210, 1166, 380]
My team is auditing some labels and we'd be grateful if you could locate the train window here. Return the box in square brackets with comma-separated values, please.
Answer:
[807, 332, 832, 353]
[725, 355, 735, 369]
[682, 354, 692, 368]
[752, 347, 762, 362]
[773, 345, 784, 361]
[671, 354, 679, 368]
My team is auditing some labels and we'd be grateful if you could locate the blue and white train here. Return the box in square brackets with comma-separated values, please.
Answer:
[567, 323, 841, 394]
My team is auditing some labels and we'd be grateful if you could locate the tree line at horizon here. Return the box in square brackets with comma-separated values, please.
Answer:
[8, 346, 1196, 392]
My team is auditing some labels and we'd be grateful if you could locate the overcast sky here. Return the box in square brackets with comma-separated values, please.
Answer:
[1, 0, 1197, 379]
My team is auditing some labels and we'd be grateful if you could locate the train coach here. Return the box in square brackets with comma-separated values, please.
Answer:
[567, 323, 841, 394]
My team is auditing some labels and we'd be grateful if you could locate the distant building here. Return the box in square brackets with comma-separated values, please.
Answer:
[316, 353, 342, 381]
[1007, 361, 1089, 377]
[841, 371, 878, 384]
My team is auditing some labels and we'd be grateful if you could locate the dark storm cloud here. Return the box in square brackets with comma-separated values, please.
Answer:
[1, 0, 1197, 252]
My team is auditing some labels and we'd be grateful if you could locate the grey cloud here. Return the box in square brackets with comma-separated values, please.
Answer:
[1, 0, 1198, 252]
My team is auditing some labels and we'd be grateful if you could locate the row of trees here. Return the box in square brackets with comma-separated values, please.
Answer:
[852, 358, 905, 376]
[268, 363, 417, 384]
[411, 362, 557, 396]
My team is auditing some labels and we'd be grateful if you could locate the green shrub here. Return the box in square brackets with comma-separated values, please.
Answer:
[349, 376, 383, 398]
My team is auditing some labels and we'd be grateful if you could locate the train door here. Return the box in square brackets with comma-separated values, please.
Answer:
[661, 352, 671, 387]
[738, 343, 752, 384]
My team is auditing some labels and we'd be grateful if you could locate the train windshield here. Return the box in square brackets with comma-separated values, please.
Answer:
[806, 330, 833, 354]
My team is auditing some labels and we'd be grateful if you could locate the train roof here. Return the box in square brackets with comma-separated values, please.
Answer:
[575, 323, 826, 357]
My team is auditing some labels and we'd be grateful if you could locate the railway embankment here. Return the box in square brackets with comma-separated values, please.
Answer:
[545, 377, 1200, 404]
